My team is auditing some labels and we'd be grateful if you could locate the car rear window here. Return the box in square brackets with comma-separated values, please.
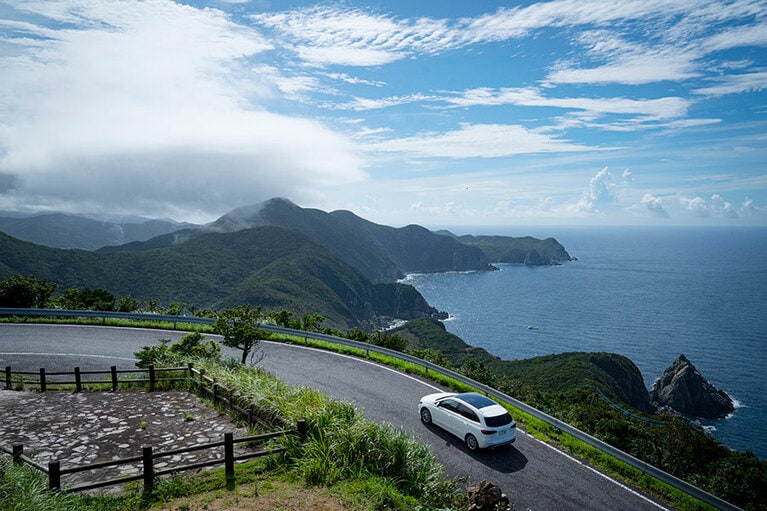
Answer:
[484, 412, 513, 427]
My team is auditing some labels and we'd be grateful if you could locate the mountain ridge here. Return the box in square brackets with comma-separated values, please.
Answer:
[0, 198, 573, 328]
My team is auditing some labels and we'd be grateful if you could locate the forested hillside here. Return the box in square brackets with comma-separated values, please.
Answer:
[0, 228, 438, 328]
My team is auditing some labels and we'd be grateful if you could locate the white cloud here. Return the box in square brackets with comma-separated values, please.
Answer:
[693, 71, 767, 96]
[546, 51, 701, 85]
[577, 166, 617, 212]
[444, 87, 692, 125]
[251, 6, 453, 67]
[679, 194, 740, 219]
[0, 0, 365, 220]
[362, 123, 597, 159]
[640, 193, 669, 218]
[739, 197, 765, 218]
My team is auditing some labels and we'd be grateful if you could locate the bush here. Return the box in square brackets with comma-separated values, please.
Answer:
[134, 332, 221, 368]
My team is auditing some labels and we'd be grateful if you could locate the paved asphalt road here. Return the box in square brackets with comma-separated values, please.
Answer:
[0, 324, 670, 511]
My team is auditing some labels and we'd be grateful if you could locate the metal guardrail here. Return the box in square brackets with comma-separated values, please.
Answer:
[0, 308, 741, 510]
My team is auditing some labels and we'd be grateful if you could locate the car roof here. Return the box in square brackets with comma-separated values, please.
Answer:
[455, 392, 498, 410]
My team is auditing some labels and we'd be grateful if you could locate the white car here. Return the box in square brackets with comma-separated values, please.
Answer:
[418, 392, 517, 451]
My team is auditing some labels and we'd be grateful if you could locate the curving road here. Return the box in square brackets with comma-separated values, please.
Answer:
[0, 324, 669, 510]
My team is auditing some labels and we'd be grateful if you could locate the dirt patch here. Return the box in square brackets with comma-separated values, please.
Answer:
[151, 479, 353, 511]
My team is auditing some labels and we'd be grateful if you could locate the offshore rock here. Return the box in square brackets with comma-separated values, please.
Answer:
[650, 355, 735, 419]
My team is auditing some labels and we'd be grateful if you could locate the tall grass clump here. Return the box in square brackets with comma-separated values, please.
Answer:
[0, 457, 121, 511]
[282, 400, 460, 508]
[157, 355, 462, 509]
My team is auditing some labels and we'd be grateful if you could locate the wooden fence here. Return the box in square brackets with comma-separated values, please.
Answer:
[1, 364, 307, 494]
[4, 364, 187, 392]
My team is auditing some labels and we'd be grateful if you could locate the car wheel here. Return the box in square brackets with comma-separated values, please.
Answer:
[420, 408, 432, 424]
[465, 433, 479, 451]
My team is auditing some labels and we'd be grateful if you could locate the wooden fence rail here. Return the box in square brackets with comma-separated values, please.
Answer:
[1, 363, 308, 494]
[5, 364, 188, 392]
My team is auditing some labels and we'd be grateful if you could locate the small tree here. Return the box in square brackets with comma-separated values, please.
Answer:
[214, 305, 268, 364]
[117, 294, 141, 312]
[301, 313, 325, 332]
[266, 309, 296, 328]
[0, 275, 57, 308]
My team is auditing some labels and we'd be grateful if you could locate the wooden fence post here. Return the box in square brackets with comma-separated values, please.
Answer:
[142, 446, 154, 494]
[297, 419, 307, 440]
[149, 364, 156, 392]
[5, 366, 10, 390]
[224, 432, 234, 482]
[111, 366, 118, 391]
[39, 368, 46, 392]
[48, 460, 61, 490]
[212, 383, 219, 404]
[12, 444, 23, 464]
[74, 367, 82, 392]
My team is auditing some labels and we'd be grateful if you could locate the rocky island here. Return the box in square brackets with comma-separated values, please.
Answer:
[650, 354, 735, 419]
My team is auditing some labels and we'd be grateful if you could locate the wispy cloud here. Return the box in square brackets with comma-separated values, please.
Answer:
[693, 71, 767, 96]
[362, 123, 598, 159]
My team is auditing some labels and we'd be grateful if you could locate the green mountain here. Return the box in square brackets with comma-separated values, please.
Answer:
[441, 233, 573, 265]
[0, 227, 438, 329]
[103, 198, 495, 283]
[0, 213, 195, 250]
[0, 198, 576, 329]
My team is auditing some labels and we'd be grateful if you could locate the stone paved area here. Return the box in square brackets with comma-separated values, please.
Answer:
[0, 389, 256, 491]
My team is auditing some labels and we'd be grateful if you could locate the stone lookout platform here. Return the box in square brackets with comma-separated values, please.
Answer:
[0, 389, 253, 491]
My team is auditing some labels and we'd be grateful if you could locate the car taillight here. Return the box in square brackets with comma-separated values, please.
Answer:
[480, 429, 497, 435]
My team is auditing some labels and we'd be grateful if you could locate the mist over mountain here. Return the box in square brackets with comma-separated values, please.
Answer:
[0, 213, 197, 250]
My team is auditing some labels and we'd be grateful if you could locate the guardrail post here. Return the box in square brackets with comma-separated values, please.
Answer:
[12, 444, 23, 464]
[224, 432, 234, 482]
[142, 446, 154, 494]
[149, 364, 156, 392]
[74, 367, 82, 392]
[297, 419, 307, 440]
[110, 366, 118, 391]
[39, 368, 46, 392]
[212, 383, 219, 404]
[48, 460, 61, 490]
[5, 366, 10, 390]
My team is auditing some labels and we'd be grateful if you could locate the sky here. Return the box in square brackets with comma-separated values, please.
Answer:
[0, 0, 766, 229]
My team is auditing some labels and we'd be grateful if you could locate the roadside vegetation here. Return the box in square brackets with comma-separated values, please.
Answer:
[1, 332, 462, 511]
[2, 275, 767, 510]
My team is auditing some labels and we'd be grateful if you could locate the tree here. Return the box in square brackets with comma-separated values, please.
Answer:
[301, 313, 325, 332]
[213, 305, 268, 364]
[117, 295, 141, 312]
[0, 275, 57, 308]
[55, 287, 115, 311]
[266, 309, 298, 328]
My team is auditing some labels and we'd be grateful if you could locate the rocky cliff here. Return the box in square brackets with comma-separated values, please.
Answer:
[650, 354, 735, 419]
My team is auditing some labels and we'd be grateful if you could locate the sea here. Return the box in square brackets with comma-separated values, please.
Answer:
[401, 226, 767, 459]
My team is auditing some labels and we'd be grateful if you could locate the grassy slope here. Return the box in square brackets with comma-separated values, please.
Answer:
[392, 317, 651, 411]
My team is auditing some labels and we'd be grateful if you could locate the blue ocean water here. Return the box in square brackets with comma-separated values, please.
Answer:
[403, 226, 767, 459]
